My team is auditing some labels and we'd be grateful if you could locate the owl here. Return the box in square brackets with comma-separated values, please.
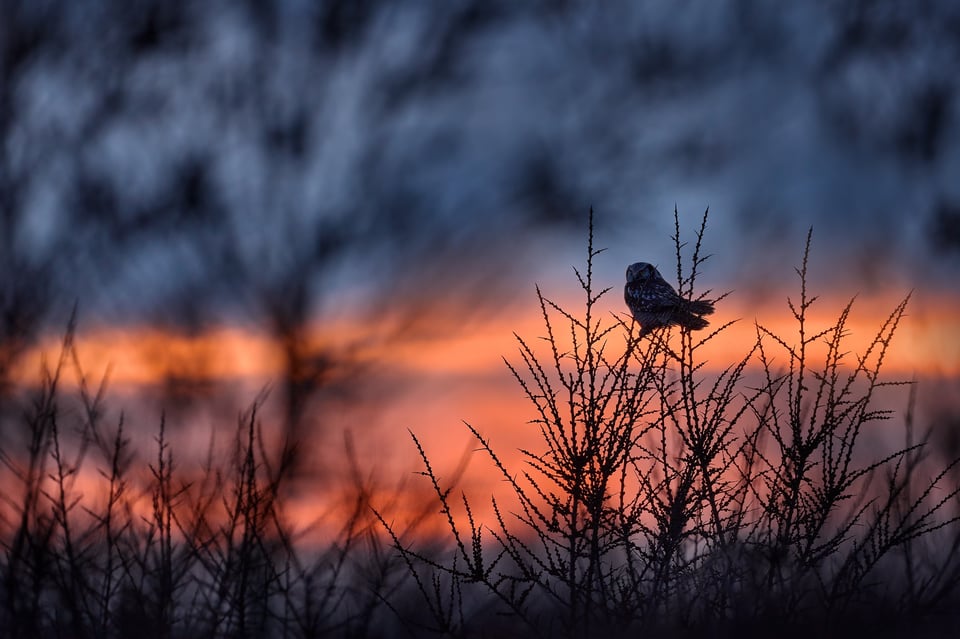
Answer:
[624, 262, 715, 337]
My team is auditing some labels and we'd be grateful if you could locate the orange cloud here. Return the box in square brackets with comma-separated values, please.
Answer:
[7, 287, 956, 393]
[2, 286, 955, 536]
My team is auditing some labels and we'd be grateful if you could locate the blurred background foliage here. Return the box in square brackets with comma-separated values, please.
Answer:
[1, 0, 958, 442]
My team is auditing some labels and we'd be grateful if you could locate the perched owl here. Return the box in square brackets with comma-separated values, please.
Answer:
[624, 262, 715, 337]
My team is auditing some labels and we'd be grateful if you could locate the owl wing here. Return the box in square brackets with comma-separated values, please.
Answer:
[624, 278, 681, 319]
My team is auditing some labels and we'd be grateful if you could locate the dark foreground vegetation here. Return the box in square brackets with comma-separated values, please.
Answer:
[2, 211, 959, 639]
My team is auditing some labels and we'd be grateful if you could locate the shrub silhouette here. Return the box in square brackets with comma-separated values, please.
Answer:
[382, 209, 960, 638]
[0, 316, 403, 639]
[0, 209, 958, 639]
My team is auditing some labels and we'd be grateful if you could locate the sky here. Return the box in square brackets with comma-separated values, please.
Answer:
[1, 0, 959, 531]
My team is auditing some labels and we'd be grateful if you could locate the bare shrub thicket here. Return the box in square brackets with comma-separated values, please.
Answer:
[1, 210, 958, 639]
[0, 314, 410, 639]
[384, 209, 960, 638]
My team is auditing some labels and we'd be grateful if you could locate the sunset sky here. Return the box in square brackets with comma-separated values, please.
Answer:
[2, 1, 959, 533]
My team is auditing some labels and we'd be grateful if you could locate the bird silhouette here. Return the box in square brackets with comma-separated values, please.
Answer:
[624, 262, 714, 337]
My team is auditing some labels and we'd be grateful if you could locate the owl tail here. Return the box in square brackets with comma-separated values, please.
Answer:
[679, 298, 714, 331]
[685, 298, 715, 316]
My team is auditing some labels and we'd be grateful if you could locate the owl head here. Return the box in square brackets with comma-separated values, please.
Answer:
[626, 262, 656, 283]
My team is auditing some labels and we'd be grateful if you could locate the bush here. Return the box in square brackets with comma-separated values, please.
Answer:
[0, 318, 401, 639]
[1, 209, 957, 639]
[383, 208, 960, 638]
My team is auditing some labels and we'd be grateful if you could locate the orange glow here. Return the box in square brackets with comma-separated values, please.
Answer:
[7, 290, 958, 390]
[2, 288, 957, 537]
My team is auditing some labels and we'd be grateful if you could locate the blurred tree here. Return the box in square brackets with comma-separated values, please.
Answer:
[0, 0, 585, 473]
[1, 0, 958, 442]
[0, 0, 58, 390]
